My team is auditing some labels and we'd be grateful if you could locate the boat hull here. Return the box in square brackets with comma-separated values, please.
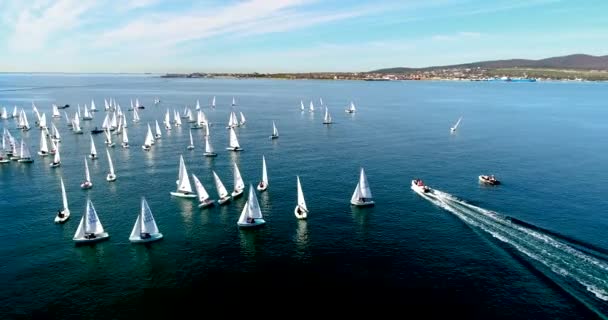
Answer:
[129, 233, 163, 243]
[38, 151, 49, 156]
[218, 197, 231, 205]
[294, 206, 308, 219]
[106, 174, 117, 182]
[50, 162, 61, 168]
[198, 200, 215, 208]
[0, 159, 10, 164]
[18, 158, 34, 163]
[170, 191, 197, 198]
[203, 152, 217, 157]
[269, 135, 278, 139]
[81, 181, 93, 189]
[411, 180, 432, 195]
[238, 219, 266, 228]
[256, 183, 268, 191]
[187, 145, 194, 150]
[350, 200, 375, 207]
[226, 147, 243, 151]
[74, 232, 109, 244]
[231, 189, 244, 198]
[54, 210, 70, 223]
[89, 155, 98, 160]
[479, 175, 500, 185]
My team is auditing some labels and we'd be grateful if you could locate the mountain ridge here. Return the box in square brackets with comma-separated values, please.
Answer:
[371, 54, 608, 73]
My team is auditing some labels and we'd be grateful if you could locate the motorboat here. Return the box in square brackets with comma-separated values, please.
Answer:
[411, 179, 431, 194]
[91, 127, 104, 134]
[479, 175, 500, 185]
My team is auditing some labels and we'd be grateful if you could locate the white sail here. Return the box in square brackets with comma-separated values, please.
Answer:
[239, 112, 246, 126]
[350, 182, 361, 203]
[84, 158, 91, 182]
[174, 111, 182, 126]
[300, 100, 304, 111]
[133, 108, 140, 122]
[196, 99, 201, 111]
[20, 139, 31, 159]
[90, 99, 97, 111]
[85, 199, 105, 234]
[211, 96, 216, 108]
[52, 144, 61, 164]
[164, 109, 171, 129]
[272, 121, 278, 137]
[60, 177, 69, 212]
[297, 176, 307, 211]
[232, 97, 236, 107]
[261, 156, 268, 185]
[323, 107, 332, 124]
[309, 101, 314, 112]
[192, 174, 211, 203]
[358, 168, 373, 199]
[110, 112, 118, 129]
[90, 135, 97, 156]
[122, 127, 129, 144]
[233, 162, 245, 192]
[106, 149, 115, 176]
[139, 197, 159, 235]
[204, 135, 214, 153]
[247, 185, 263, 219]
[188, 130, 194, 148]
[72, 115, 82, 133]
[144, 123, 154, 147]
[51, 123, 61, 141]
[451, 116, 462, 132]
[52, 105, 61, 118]
[213, 171, 229, 199]
[104, 128, 113, 144]
[39, 130, 48, 154]
[83, 105, 93, 120]
[176, 155, 193, 193]
[155, 120, 162, 138]
[39, 112, 47, 127]
[228, 127, 240, 149]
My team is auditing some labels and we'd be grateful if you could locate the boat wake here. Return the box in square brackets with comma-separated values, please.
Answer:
[417, 187, 608, 315]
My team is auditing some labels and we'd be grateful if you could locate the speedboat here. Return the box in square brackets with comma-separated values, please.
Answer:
[479, 175, 500, 185]
[91, 127, 104, 134]
[411, 179, 431, 194]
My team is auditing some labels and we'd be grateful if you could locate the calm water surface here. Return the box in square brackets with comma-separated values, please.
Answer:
[1, 75, 607, 319]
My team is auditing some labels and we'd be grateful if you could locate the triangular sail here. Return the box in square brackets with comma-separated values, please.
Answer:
[155, 120, 162, 138]
[228, 127, 240, 148]
[84, 158, 91, 181]
[261, 156, 268, 185]
[233, 162, 245, 191]
[238, 201, 249, 224]
[452, 116, 462, 130]
[106, 149, 115, 175]
[297, 176, 307, 211]
[53, 144, 61, 163]
[140, 197, 159, 234]
[90, 135, 97, 155]
[212, 171, 229, 198]
[272, 121, 278, 136]
[129, 212, 142, 240]
[176, 155, 193, 193]
[60, 177, 69, 211]
[85, 199, 105, 234]
[192, 174, 210, 202]
[324, 107, 332, 123]
[189, 130, 194, 147]
[350, 182, 361, 203]
[20, 140, 31, 158]
[358, 168, 373, 198]
[247, 185, 263, 219]
[39, 130, 48, 153]
[204, 135, 214, 153]
[122, 127, 129, 144]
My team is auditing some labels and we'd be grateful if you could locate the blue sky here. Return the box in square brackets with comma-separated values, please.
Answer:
[0, 0, 606, 73]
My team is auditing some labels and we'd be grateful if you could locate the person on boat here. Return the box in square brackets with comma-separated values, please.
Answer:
[141, 232, 151, 239]
[247, 217, 254, 224]
[85, 233, 96, 239]
[57, 210, 64, 218]
[259, 181, 265, 188]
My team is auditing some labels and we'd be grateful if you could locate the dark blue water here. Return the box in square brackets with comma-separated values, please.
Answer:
[1, 75, 607, 319]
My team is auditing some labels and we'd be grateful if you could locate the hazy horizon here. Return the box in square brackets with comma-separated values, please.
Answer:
[1, 0, 606, 73]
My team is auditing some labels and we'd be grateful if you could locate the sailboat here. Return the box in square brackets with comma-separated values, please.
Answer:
[187, 130, 194, 150]
[105, 149, 116, 182]
[132, 107, 140, 123]
[17, 140, 33, 163]
[142, 123, 154, 151]
[170, 155, 197, 198]
[104, 128, 115, 147]
[51, 123, 61, 142]
[294, 176, 308, 219]
[54, 177, 70, 223]
[49, 144, 61, 167]
[38, 130, 49, 156]
[211, 96, 216, 109]
[154, 120, 162, 139]
[450, 116, 462, 133]
[121, 127, 129, 148]
[300, 100, 305, 112]
[90, 99, 97, 112]
[345, 101, 356, 113]
[73, 199, 109, 243]
[226, 127, 242, 151]
[81, 158, 93, 189]
[164, 109, 172, 130]
[309, 101, 314, 112]
[129, 197, 163, 243]
[323, 107, 332, 124]
[231, 97, 236, 107]
[237, 184, 266, 228]
[89, 135, 98, 159]
[212, 171, 231, 205]
[256, 155, 268, 191]
[350, 167, 374, 206]
[269, 121, 279, 139]
[238, 112, 246, 126]
[231, 162, 245, 198]
[203, 135, 217, 157]
[192, 174, 215, 208]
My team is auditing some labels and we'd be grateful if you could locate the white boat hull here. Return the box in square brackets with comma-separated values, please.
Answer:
[0, 159, 10, 164]
[411, 180, 432, 195]
[170, 191, 197, 198]
[187, 145, 194, 150]
[122, 143, 129, 148]
[18, 158, 34, 163]
[256, 183, 268, 191]
[218, 196, 231, 205]
[50, 162, 61, 168]
[81, 181, 93, 189]
[106, 174, 116, 182]
[38, 151, 49, 156]
[142, 145, 151, 151]
[89, 155, 98, 160]
[54, 210, 70, 223]
[198, 200, 215, 209]
[294, 206, 308, 219]
[74, 232, 109, 244]
[350, 199, 375, 207]
[238, 218, 266, 228]
[231, 189, 244, 198]
[129, 233, 163, 243]
[204, 152, 217, 157]
[226, 147, 243, 151]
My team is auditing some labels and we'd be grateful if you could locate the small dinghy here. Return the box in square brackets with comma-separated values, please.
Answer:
[350, 167, 374, 207]
[54, 177, 70, 223]
[231, 162, 245, 198]
[49, 144, 61, 168]
[193, 174, 215, 208]
[237, 184, 266, 228]
[170, 155, 197, 198]
[129, 197, 163, 243]
[80, 158, 93, 189]
[186, 130, 194, 150]
[203, 135, 217, 157]
[294, 176, 308, 219]
[479, 175, 500, 185]
[256, 155, 268, 191]
[89, 135, 98, 159]
[269, 121, 279, 139]
[226, 127, 242, 151]
[106, 149, 117, 182]
[212, 171, 231, 205]
[73, 199, 109, 244]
